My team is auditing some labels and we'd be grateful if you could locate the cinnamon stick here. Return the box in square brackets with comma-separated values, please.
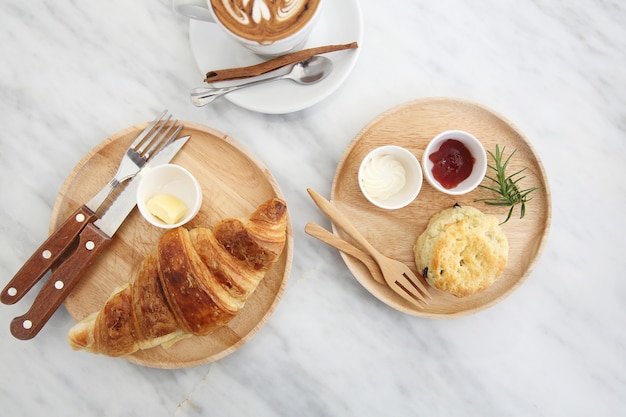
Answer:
[204, 42, 359, 83]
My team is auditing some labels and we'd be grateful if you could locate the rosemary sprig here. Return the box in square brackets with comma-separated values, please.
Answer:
[475, 144, 541, 224]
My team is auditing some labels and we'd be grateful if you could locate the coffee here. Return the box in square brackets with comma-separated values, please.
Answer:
[209, 0, 321, 45]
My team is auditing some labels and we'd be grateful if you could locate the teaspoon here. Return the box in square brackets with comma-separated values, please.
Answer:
[190, 55, 333, 107]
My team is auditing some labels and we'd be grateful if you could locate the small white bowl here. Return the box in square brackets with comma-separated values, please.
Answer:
[358, 145, 423, 210]
[137, 164, 202, 229]
[422, 130, 487, 195]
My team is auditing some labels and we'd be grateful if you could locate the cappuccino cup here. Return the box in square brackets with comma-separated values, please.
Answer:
[173, 0, 323, 56]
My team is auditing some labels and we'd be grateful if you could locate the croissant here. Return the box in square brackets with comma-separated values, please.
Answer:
[68, 198, 288, 357]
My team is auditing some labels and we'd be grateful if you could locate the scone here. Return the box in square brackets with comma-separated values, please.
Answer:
[413, 205, 508, 297]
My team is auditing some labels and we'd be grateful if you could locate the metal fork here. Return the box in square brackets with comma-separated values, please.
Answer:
[87, 110, 182, 212]
[307, 188, 432, 307]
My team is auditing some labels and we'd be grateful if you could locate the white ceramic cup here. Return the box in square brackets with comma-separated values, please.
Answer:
[173, 0, 323, 56]
[358, 145, 423, 210]
[422, 130, 487, 196]
[137, 164, 202, 229]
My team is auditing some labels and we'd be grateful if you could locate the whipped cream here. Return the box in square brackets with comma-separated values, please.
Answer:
[360, 154, 407, 200]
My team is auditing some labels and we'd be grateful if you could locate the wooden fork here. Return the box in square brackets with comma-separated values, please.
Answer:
[307, 188, 431, 306]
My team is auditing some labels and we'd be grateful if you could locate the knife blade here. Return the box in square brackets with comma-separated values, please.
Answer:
[9, 135, 190, 340]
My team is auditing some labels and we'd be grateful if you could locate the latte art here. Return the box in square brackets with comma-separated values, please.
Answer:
[211, 0, 321, 45]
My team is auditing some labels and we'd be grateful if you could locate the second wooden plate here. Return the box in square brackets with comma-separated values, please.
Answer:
[331, 97, 551, 318]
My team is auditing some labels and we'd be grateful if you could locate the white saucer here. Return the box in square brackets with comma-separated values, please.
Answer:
[188, 0, 363, 114]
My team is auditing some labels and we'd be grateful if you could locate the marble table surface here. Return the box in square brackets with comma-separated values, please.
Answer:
[1, 0, 625, 416]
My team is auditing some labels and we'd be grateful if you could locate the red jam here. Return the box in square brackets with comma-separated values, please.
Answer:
[429, 139, 475, 189]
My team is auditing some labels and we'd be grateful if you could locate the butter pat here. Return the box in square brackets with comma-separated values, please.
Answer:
[146, 194, 187, 225]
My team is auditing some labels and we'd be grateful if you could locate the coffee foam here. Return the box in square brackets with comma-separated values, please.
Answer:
[211, 0, 320, 45]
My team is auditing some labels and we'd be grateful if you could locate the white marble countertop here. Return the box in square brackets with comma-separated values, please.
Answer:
[1, 0, 625, 415]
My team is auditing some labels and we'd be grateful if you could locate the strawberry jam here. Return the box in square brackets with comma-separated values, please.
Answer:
[429, 139, 475, 189]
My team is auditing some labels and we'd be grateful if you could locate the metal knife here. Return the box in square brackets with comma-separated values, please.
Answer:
[9, 135, 190, 340]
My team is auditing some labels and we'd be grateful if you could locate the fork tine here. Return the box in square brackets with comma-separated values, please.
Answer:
[143, 120, 178, 159]
[129, 110, 168, 149]
[393, 270, 431, 305]
[135, 114, 172, 154]
[404, 270, 431, 299]
[144, 123, 183, 159]
[163, 124, 183, 147]
[394, 283, 426, 306]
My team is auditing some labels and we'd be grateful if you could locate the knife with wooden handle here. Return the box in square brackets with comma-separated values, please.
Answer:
[1, 112, 178, 305]
[0, 205, 98, 305]
[8, 135, 189, 340]
[10, 223, 111, 340]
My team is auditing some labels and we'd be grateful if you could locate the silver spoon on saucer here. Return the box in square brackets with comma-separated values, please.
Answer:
[190, 55, 333, 107]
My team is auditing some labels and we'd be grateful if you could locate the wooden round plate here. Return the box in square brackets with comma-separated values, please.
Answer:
[51, 121, 293, 368]
[331, 97, 551, 318]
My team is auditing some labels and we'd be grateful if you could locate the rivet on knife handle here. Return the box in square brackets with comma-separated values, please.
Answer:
[1, 205, 97, 305]
[9, 223, 111, 340]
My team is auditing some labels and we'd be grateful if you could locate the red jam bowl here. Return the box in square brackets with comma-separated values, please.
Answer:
[422, 130, 487, 195]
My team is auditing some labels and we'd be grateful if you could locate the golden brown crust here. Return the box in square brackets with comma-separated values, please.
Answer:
[68, 198, 288, 357]
[93, 285, 138, 357]
[190, 228, 250, 302]
[214, 198, 287, 271]
[413, 205, 508, 298]
[157, 227, 237, 336]
[132, 251, 178, 343]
